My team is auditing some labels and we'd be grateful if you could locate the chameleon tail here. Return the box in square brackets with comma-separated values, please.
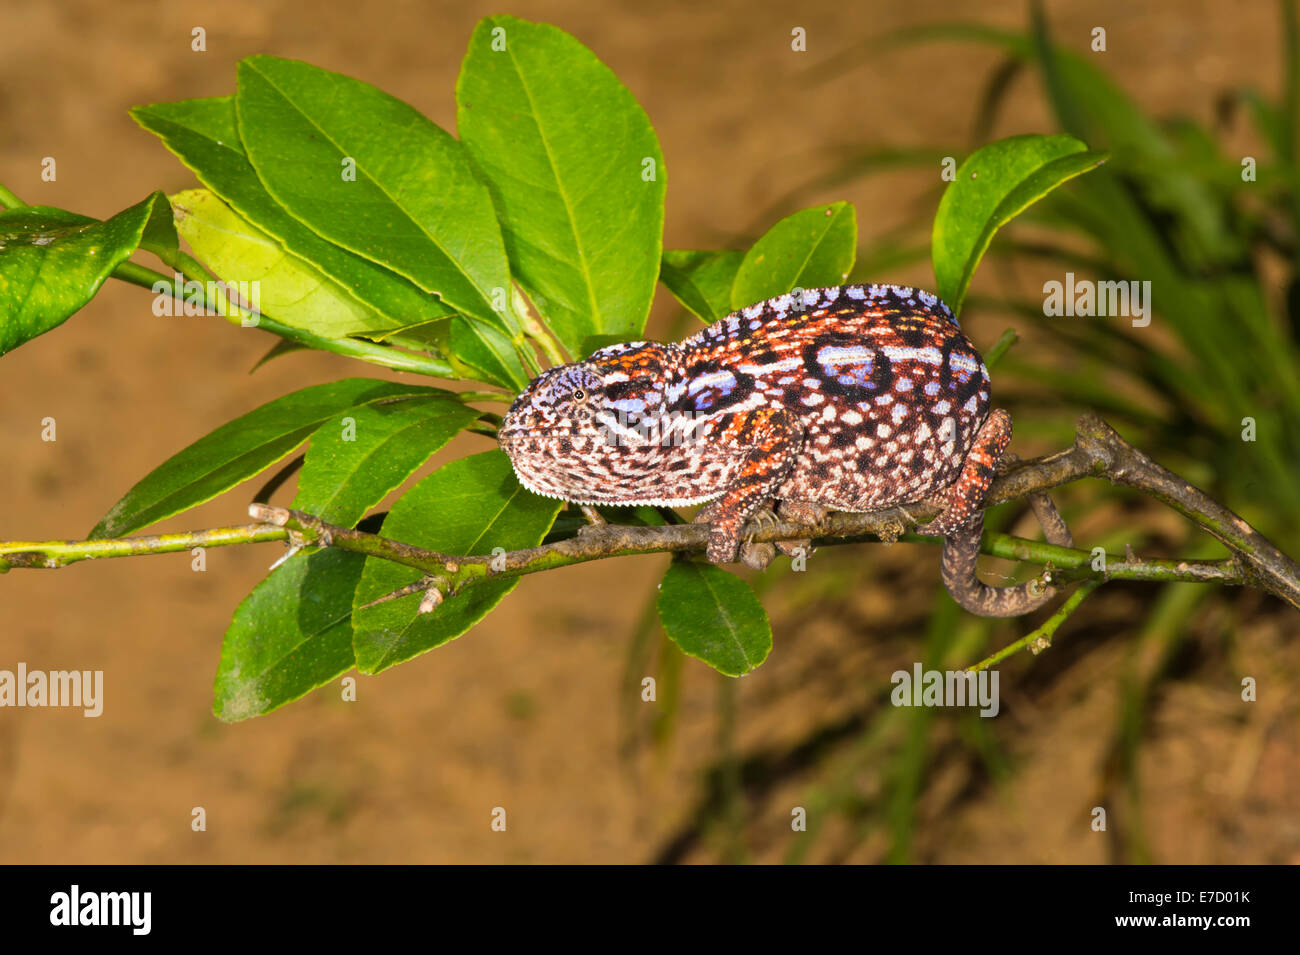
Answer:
[939, 492, 1073, 618]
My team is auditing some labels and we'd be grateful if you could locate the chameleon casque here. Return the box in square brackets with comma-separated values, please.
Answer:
[498, 283, 1071, 617]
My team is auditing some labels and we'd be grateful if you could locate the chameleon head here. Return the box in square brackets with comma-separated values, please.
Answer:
[498, 341, 681, 503]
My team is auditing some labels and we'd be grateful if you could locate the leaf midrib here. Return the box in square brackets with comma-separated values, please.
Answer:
[497, 30, 603, 328]
[243, 60, 500, 319]
[698, 571, 756, 670]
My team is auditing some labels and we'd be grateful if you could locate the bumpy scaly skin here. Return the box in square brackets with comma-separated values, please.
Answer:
[499, 284, 1064, 617]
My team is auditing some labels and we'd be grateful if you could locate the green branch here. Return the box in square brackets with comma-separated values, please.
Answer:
[0, 524, 287, 571]
[967, 580, 1103, 672]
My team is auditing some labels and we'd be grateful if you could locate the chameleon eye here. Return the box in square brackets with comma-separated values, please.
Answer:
[572, 388, 587, 401]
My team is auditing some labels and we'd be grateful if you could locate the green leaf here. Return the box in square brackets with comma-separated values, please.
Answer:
[931, 133, 1107, 316]
[131, 96, 454, 328]
[456, 15, 666, 356]
[352, 450, 561, 674]
[422, 316, 529, 390]
[656, 560, 772, 677]
[731, 202, 857, 309]
[660, 249, 744, 323]
[235, 56, 518, 337]
[213, 548, 364, 722]
[292, 396, 480, 527]
[250, 338, 309, 372]
[170, 188, 395, 338]
[576, 333, 631, 358]
[362, 318, 449, 344]
[0, 193, 176, 355]
[92, 378, 444, 538]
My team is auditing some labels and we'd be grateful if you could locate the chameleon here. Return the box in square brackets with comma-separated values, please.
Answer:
[498, 283, 1071, 617]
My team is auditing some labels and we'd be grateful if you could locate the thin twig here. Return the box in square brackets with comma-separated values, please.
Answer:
[967, 580, 1103, 672]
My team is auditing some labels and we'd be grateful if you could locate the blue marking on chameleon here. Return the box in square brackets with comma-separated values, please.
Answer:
[686, 369, 739, 412]
[948, 352, 980, 384]
[882, 344, 943, 366]
[688, 370, 738, 394]
[611, 397, 648, 415]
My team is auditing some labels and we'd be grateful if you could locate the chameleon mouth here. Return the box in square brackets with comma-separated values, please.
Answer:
[498, 429, 569, 444]
[498, 431, 603, 456]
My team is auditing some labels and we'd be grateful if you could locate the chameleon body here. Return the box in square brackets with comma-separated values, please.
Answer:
[499, 284, 1068, 616]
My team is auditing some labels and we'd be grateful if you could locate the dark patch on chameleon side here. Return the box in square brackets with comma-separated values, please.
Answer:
[740, 342, 781, 367]
[940, 336, 987, 410]
[827, 428, 861, 451]
[892, 314, 933, 349]
[678, 358, 754, 415]
[604, 378, 659, 406]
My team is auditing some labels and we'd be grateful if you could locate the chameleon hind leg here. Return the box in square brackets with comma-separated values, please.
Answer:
[917, 409, 1074, 617]
[696, 407, 802, 564]
[917, 409, 1012, 538]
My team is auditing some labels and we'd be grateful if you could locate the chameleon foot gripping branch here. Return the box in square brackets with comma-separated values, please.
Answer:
[499, 283, 1071, 617]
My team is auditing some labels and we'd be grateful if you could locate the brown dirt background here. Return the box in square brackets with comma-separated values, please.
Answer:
[1, 0, 1297, 863]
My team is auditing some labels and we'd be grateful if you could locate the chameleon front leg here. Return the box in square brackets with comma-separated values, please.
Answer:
[917, 409, 1073, 617]
[695, 407, 802, 564]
